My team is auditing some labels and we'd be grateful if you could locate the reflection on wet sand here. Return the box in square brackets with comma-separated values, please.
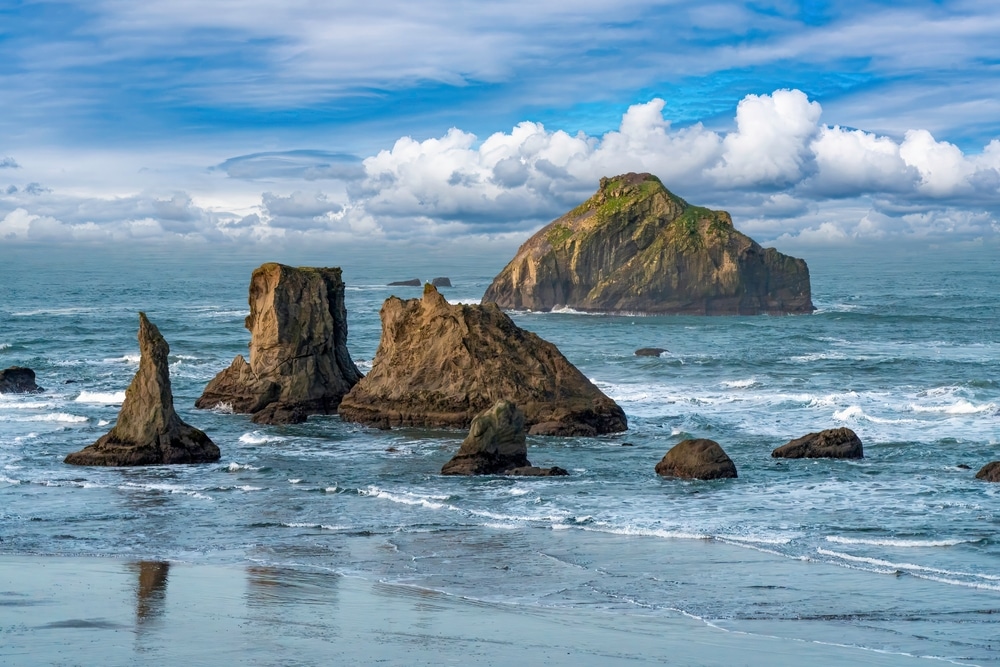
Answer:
[130, 560, 169, 623]
[245, 565, 339, 608]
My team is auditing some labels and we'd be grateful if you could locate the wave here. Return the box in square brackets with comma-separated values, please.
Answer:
[117, 482, 212, 500]
[817, 548, 1000, 586]
[355, 360, 374, 372]
[359, 485, 450, 510]
[226, 462, 262, 472]
[721, 378, 759, 389]
[74, 391, 126, 404]
[0, 343, 10, 351]
[909, 399, 995, 415]
[582, 523, 711, 541]
[826, 536, 970, 548]
[20, 413, 89, 423]
[0, 398, 55, 410]
[210, 403, 235, 414]
[104, 354, 140, 364]
[832, 406, 916, 425]
[282, 522, 348, 531]
[238, 432, 286, 445]
[0, 475, 20, 485]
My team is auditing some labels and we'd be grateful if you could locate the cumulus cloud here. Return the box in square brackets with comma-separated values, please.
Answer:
[2, 88, 999, 246]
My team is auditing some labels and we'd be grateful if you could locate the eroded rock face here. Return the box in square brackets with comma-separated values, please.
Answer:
[655, 439, 738, 480]
[196, 264, 363, 424]
[65, 313, 219, 466]
[339, 286, 627, 435]
[772, 428, 863, 459]
[975, 462, 1000, 482]
[483, 173, 814, 315]
[0, 367, 43, 393]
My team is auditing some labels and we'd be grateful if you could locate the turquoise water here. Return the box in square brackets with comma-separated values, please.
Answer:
[1, 244, 998, 664]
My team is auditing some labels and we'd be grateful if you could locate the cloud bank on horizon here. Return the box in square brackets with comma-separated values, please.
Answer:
[1, 1, 999, 248]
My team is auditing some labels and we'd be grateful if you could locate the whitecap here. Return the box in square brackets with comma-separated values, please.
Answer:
[721, 378, 758, 389]
[238, 431, 285, 445]
[74, 391, 126, 404]
[226, 462, 262, 472]
[909, 399, 995, 415]
[288, 478, 302, 484]
[211, 403, 235, 415]
[0, 343, 10, 351]
[0, 475, 20, 485]
[826, 536, 969, 548]
[97, 419, 110, 426]
[359, 485, 449, 510]
[817, 548, 1000, 583]
[582, 523, 711, 541]
[26, 413, 88, 423]
[117, 481, 211, 500]
[104, 354, 140, 364]
[355, 360, 374, 372]
[282, 522, 346, 531]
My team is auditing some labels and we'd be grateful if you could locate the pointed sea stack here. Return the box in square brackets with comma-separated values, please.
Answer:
[196, 264, 363, 424]
[65, 313, 219, 466]
[483, 173, 814, 315]
[338, 284, 627, 436]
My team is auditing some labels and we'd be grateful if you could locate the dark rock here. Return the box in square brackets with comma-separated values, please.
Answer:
[339, 285, 627, 435]
[507, 466, 569, 477]
[976, 461, 1000, 482]
[635, 347, 668, 357]
[772, 427, 863, 459]
[655, 439, 738, 480]
[388, 278, 421, 287]
[196, 264, 363, 424]
[0, 366, 43, 393]
[430, 277, 452, 288]
[65, 313, 219, 466]
[441, 401, 531, 475]
[483, 173, 814, 315]
[956, 463, 971, 470]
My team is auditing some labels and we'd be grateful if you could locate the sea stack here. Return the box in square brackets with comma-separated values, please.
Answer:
[338, 284, 627, 436]
[655, 439, 738, 480]
[483, 173, 814, 315]
[0, 366, 43, 393]
[975, 462, 1000, 482]
[441, 400, 567, 476]
[196, 264, 363, 424]
[65, 313, 219, 466]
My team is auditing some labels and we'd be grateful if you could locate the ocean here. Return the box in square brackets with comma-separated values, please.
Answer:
[1, 242, 998, 664]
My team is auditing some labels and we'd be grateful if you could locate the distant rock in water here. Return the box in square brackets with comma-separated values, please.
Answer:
[976, 461, 1000, 482]
[655, 439, 738, 480]
[0, 366, 43, 393]
[442, 401, 568, 476]
[65, 313, 219, 466]
[635, 347, 668, 357]
[388, 278, 421, 287]
[430, 277, 452, 288]
[196, 263, 363, 425]
[483, 173, 814, 315]
[338, 285, 627, 436]
[772, 427, 863, 459]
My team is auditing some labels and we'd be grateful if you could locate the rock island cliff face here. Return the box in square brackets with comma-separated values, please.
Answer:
[196, 263, 363, 424]
[338, 285, 627, 436]
[483, 173, 814, 315]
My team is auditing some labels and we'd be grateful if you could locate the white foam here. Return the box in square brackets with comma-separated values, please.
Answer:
[239, 431, 286, 445]
[288, 478, 302, 484]
[721, 378, 758, 389]
[832, 406, 915, 425]
[97, 419, 110, 426]
[818, 548, 1000, 583]
[583, 523, 711, 541]
[355, 360, 374, 372]
[105, 354, 140, 364]
[0, 475, 20, 485]
[74, 391, 126, 404]
[117, 481, 211, 500]
[226, 462, 262, 472]
[826, 536, 969, 548]
[26, 413, 88, 423]
[718, 534, 793, 546]
[0, 399, 54, 410]
[359, 485, 449, 510]
[282, 522, 346, 531]
[909, 399, 995, 415]
[0, 343, 10, 351]
[211, 403, 235, 414]
[507, 486, 532, 496]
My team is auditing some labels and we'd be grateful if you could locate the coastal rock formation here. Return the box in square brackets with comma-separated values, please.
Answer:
[65, 313, 219, 466]
[655, 439, 738, 480]
[431, 277, 452, 288]
[196, 264, 363, 425]
[976, 462, 1000, 482]
[483, 173, 814, 315]
[339, 285, 627, 435]
[772, 428, 863, 459]
[0, 366, 43, 393]
[388, 278, 421, 287]
[441, 401, 568, 476]
[635, 347, 668, 357]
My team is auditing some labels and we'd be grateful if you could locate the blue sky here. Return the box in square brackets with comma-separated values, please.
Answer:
[1, 0, 999, 248]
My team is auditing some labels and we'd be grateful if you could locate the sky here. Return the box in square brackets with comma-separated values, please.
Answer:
[1, 0, 999, 251]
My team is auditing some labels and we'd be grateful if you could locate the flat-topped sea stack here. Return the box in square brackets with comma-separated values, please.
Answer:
[483, 173, 814, 315]
[196, 263, 363, 424]
[0, 366, 43, 393]
[65, 313, 219, 466]
[338, 284, 627, 436]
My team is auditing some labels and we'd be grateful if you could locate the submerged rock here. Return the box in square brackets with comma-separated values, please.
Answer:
[196, 264, 363, 424]
[772, 428, 863, 459]
[65, 313, 219, 466]
[976, 461, 1000, 482]
[441, 401, 568, 476]
[430, 277, 452, 288]
[635, 347, 668, 357]
[339, 285, 627, 435]
[0, 366, 43, 393]
[655, 439, 738, 480]
[388, 278, 421, 287]
[483, 173, 814, 315]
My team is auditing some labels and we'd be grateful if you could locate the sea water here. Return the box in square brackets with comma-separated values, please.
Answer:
[1, 243, 998, 664]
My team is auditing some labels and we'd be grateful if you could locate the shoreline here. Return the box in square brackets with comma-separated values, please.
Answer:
[0, 553, 957, 666]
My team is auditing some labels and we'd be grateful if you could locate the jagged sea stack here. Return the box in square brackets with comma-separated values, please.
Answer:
[196, 264, 363, 424]
[483, 173, 814, 315]
[338, 284, 627, 436]
[65, 313, 219, 466]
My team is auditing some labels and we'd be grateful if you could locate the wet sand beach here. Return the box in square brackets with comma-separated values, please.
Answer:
[1, 555, 941, 666]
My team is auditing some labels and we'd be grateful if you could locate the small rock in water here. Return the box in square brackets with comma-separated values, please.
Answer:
[772, 427, 863, 459]
[655, 439, 737, 480]
[634, 348, 668, 357]
[0, 366, 43, 393]
[387, 278, 421, 287]
[430, 277, 452, 287]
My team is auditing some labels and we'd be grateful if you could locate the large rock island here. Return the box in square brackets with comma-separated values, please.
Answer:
[483, 173, 814, 315]
[338, 284, 627, 436]
[196, 263, 363, 424]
